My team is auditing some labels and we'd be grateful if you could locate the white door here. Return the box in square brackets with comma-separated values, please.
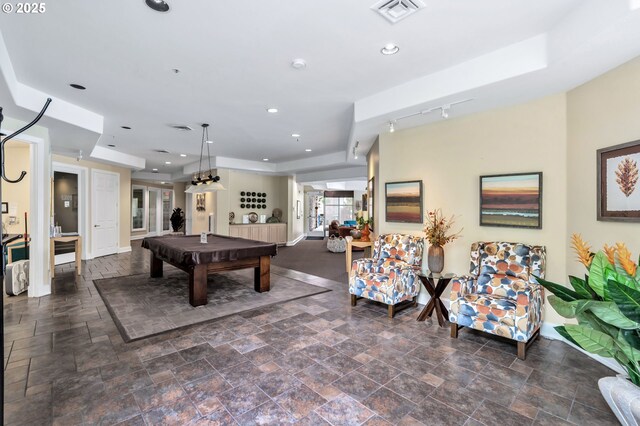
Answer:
[92, 170, 119, 257]
[148, 188, 161, 236]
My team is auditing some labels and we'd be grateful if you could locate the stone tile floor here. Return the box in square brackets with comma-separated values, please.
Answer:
[3, 245, 619, 425]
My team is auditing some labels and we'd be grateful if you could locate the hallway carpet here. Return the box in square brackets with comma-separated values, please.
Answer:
[272, 239, 364, 283]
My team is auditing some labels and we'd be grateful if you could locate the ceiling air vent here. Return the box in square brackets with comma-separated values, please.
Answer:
[171, 125, 193, 131]
[371, 0, 425, 24]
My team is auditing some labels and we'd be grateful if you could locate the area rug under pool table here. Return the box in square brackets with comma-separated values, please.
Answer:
[93, 268, 330, 342]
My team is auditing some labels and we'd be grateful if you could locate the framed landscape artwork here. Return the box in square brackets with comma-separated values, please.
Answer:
[597, 140, 640, 222]
[385, 180, 423, 223]
[480, 172, 542, 229]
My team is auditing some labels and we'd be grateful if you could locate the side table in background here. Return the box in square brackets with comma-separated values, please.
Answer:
[344, 236, 374, 275]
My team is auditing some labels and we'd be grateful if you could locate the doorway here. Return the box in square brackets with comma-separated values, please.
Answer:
[52, 171, 80, 265]
[305, 191, 324, 238]
[323, 191, 354, 235]
[148, 187, 161, 236]
[91, 169, 119, 257]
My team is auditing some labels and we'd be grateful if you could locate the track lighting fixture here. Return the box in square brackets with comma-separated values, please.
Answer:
[353, 140, 360, 159]
[388, 98, 472, 131]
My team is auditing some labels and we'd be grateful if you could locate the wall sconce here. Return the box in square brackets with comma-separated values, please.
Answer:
[195, 193, 206, 212]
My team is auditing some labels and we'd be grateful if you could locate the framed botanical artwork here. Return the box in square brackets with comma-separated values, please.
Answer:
[385, 180, 423, 223]
[597, 140, 640, 222]
[1, 202, 7, 214]
[480, 172, 542, 229]
[367, 177, 374, 231]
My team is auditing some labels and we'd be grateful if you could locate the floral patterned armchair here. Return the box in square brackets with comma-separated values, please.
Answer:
[449, 241, 546, 359]
[349, 234, 424, 318]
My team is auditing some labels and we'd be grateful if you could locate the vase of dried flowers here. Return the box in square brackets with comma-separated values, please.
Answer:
[423, 209, 462, 273]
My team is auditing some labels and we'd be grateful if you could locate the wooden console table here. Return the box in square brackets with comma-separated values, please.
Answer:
[50, 235, 82, 278]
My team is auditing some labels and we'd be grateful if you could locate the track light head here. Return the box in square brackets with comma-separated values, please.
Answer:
[441, 107, 449, 119]
[389, 121, 395, 133]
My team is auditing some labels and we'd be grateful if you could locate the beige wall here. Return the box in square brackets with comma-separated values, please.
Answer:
[53, 154, 132, 251]
[191, 191, 216, 234]
[566, 56, 640, 278]
[173, 182, 186, 214]
[2, 143, 30, 234]
[211, 169, 290, 238]
[374, 55, 640, 326]
[377, 94, 569, 323]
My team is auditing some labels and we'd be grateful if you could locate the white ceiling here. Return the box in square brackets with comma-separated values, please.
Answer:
[1, 0, 639, 182]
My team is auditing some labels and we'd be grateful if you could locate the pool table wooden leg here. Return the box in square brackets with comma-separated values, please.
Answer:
[150, 252, 163, 278]
[254, 255, 270, 292]
[189, 264, 208, 307]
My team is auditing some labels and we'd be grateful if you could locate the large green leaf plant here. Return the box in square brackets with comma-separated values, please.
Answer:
[536, 234, 640, 386]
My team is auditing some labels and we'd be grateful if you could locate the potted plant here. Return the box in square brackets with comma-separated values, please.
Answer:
[355, 211, 370, 241]
[170, 207, 185, 233]
[537, 234, 639, 425]
[422, 209, 462, 273]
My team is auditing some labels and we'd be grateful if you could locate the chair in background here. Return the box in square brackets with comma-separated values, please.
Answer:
[449, 241, 546, 359]
[349, 234, 424, 318]
[328, 220, 340, 237]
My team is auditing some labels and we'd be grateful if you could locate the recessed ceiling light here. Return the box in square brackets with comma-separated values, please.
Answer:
[380, 43, 400, 55]
[165, 161, 171, 165]
[206, 140, 213, 144]
[291, 59, 307, 69]
[180, 154, 187, 157]
[107, 144, 116, 147]
[121, 126, 131, 130]
[291, 133, 301, 138]
[160, 181, 166, 184]
[266, 107, 278, 113]
[69, 83, 86, 90]
[263, 158, 269, 161]
[152, 168, 158, 171]
[145, 0, 169, 12]
[305, 149, 312, 152]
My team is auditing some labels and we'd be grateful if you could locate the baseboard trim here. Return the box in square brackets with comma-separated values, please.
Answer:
[541, 321, 624, 374]
[130, 235, 145, 241]
[286, 234, 306, 246]
[118, 246, 132, 254]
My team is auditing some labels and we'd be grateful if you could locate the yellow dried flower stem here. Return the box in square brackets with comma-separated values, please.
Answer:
[615, 242, 638, 276]
[571, 233, 594, 268]
[602, 244, 616, 266]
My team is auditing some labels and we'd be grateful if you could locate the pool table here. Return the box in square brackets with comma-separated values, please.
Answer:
[141, 234, 278, 307]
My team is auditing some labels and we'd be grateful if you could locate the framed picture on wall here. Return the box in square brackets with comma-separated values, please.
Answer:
[1, 202, 7, 214]
[480, 172, 542, 229]
[597, 140, 640, 222]
[367, 177, 374, 231]
[296, 200, 302, 219]
[385, 180, 423, 223]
